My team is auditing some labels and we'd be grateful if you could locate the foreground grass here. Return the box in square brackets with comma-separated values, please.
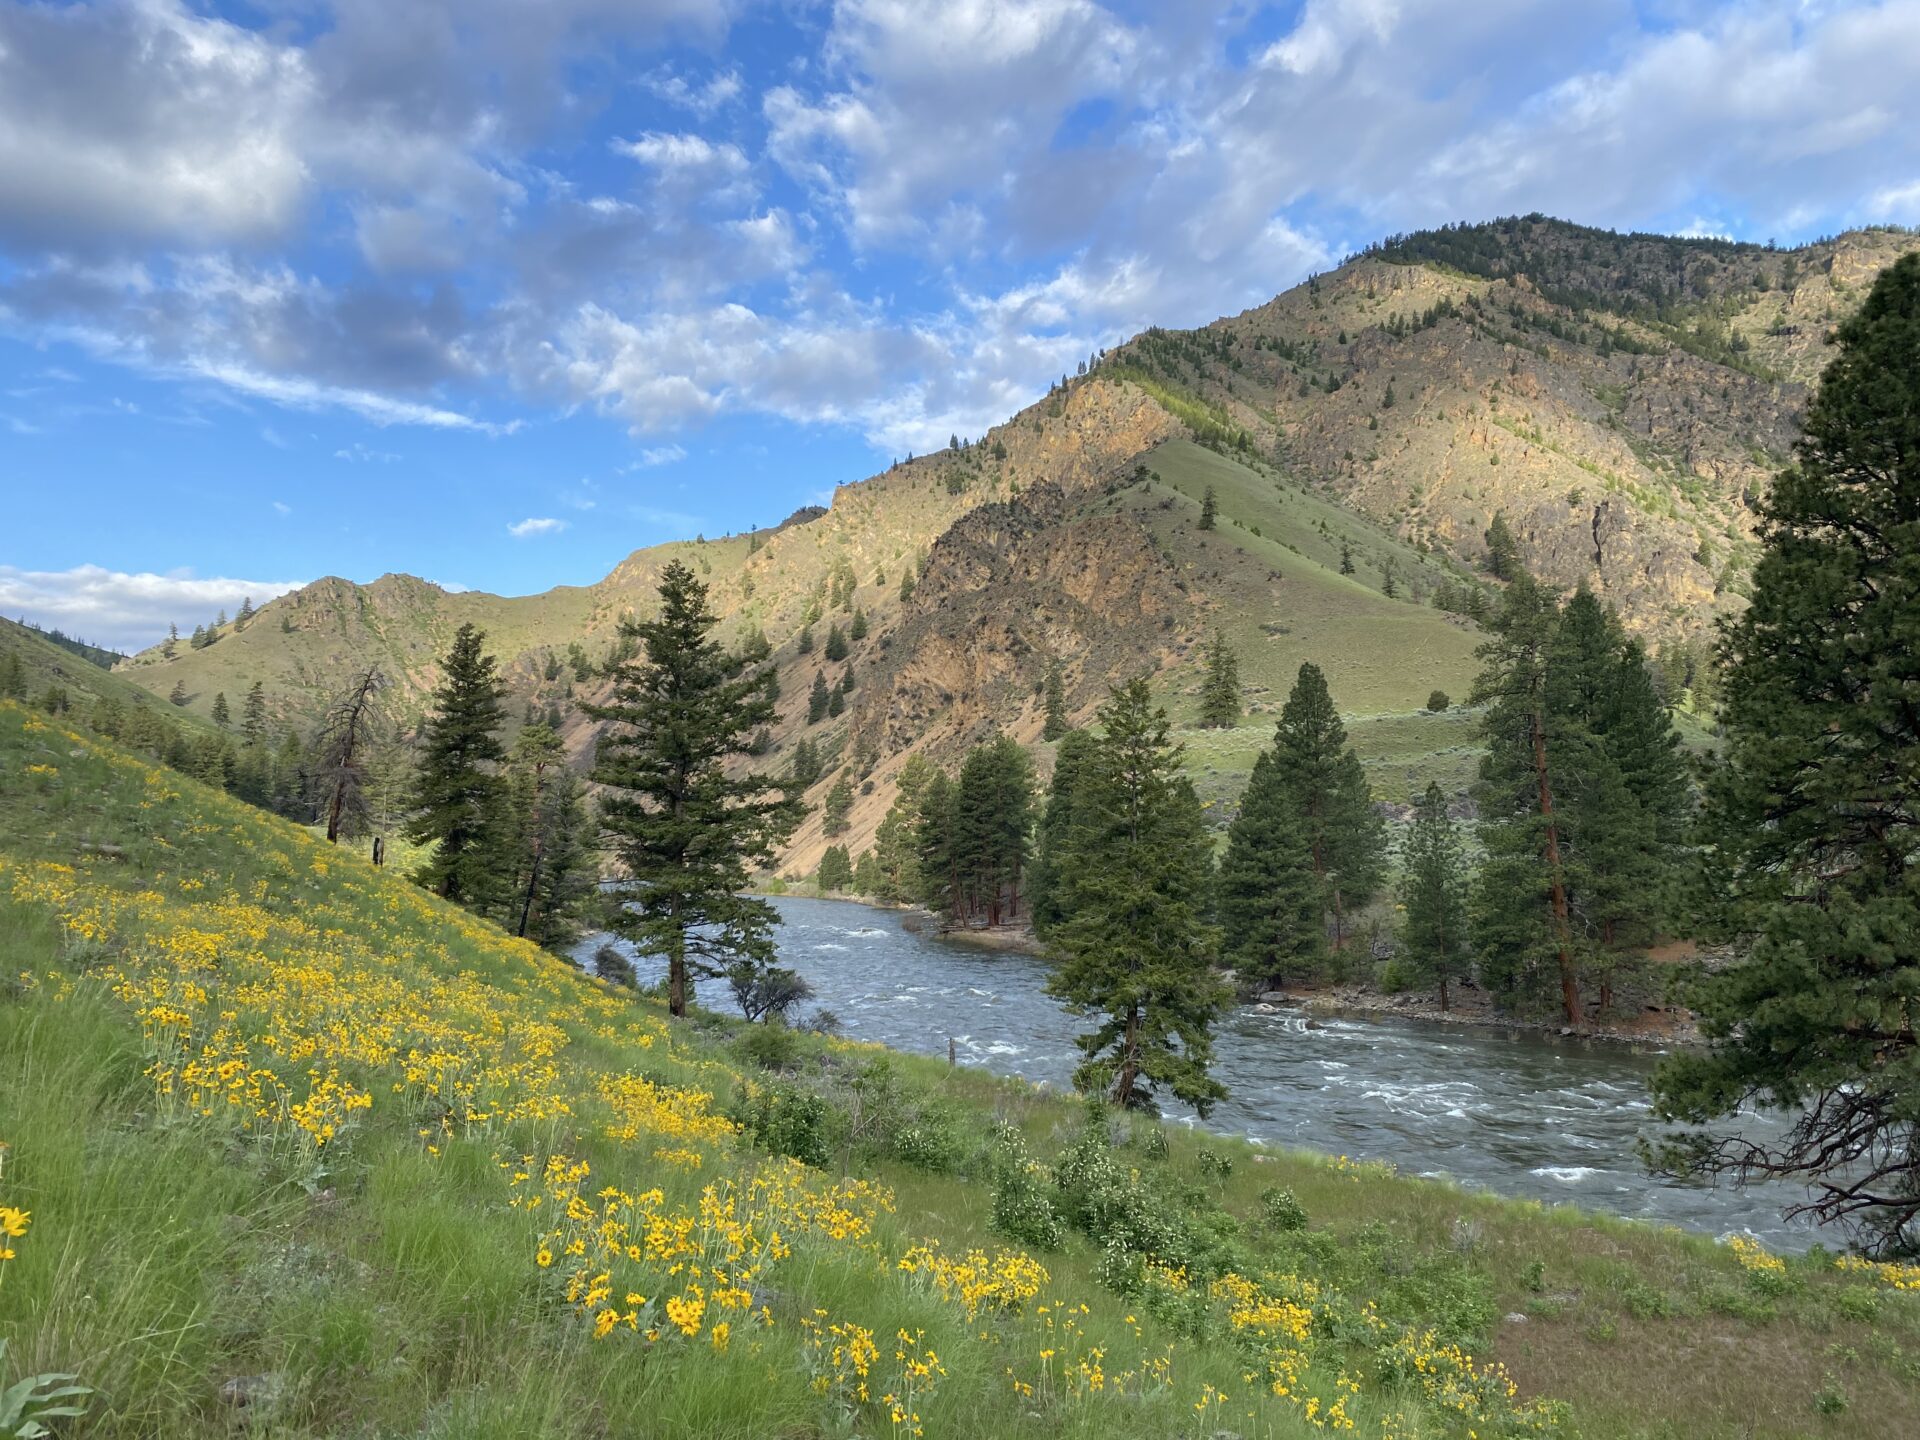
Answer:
[1, 703, 1917, 1439]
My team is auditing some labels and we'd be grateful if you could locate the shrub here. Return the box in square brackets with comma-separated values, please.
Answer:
[1425, 690, 1450, 712]
[1261, 1187, 1309, 1232]
[1196, 1149, 1234, 1180]
[989, 1126, 1064, 1250]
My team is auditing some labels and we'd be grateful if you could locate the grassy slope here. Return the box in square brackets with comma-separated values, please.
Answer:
[0, 618, 218, 738]
[1126, 440, 1483, 808]
[3, 705, 1918, 1438]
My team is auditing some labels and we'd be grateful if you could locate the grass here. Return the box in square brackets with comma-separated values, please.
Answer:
[2, 701, 1917, 1439]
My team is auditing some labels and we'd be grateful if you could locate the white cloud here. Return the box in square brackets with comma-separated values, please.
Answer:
[632, 444, 687, 467]
[614, 132, 749, 175]
[0, 563, 304, 652]
[272, 500, 292, 515]
[334, 443, 401, 463]
[507, 516, 567, 538]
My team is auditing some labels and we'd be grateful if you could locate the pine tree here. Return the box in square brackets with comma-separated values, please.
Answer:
[1398, 782, 1470, 1009]
[0, 651, 25, 701]
[189, 625, 208, 650]
[898, 570, 916, 604]
[162, 623, 178, 660]
[1649, 253, 1920, 1252]
[235, 596, 254, 630]
[169, 680, 188, 707]
[947, 736, 1034, 924]
[852, 848, 882, 897]
[1198, 486, 1217, 530]
[824, 624, 848, 662]
[1217, 750, 1323, 987]
[1041, 660, 1071, 741]
[1196, 629, 1241, 729]
[1339, 542, 1355, 575]
[796, 625, 814, 655]
[1044, 679, 1229, 1115]
[806, 672, 831, 724]
[1485, 512, 1522, 581]
[823, 775, 854, 835]
[827, 687, 845, 718]
[1272, 663, 1387, 952]
[588, 560, 799, 1019]
[241, 681, 268, 747]
[788, 736, 823, 787]
[210, 691, 231, 728]
[1030, 728, 1094, 936]
[817, 844, 853, 892]
[914, 769, 959, 915]
[502, 723, 596, 950]
[849, 609, 868, 642]
[407, 624, 509, 905]
[1469, 574, 1580, 1021]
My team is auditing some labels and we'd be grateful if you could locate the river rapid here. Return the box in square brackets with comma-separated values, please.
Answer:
[580, 895, 1818, 1251]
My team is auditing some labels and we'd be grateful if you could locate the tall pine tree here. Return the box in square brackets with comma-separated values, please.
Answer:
[1650, 253, 1920, 1252]
[1398, 782, 1470, 1010]
[1041, 660, 1071, 741]
[1217, 749, 1323, 988]
[504, 723, 596, 951]
[408, 624, 509, 904]
[1044, 679, 1228, 1115]
[1272, 663, 1386, 952]
[1196, 629, 1241, 729]
[589, 561, 798, 1018]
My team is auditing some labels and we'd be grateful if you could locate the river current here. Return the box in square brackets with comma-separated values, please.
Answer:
[579, 896, 1818, 1251]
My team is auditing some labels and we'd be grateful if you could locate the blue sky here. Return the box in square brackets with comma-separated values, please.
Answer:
[3, 0, 1919, 651]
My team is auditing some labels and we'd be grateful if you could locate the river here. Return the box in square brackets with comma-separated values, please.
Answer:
[579, 896, 1818, 1251]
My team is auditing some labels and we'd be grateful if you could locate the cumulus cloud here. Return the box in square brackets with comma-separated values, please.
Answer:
[3, 0, 1919, 466]
[0, 564, 304, 653]
[507, 516, 567, 538]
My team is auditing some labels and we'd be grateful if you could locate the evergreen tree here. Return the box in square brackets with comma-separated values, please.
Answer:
[407, 624, 509, 904]
[1649, 253, 1920, 1252]
[824, 624, 848, 661]
[504, 724, 597, 950]
[788, 736, 823, 787]
[169, 680, 188, 707]
[1196, 628, 1241, 729]
[235, 596, 254, 629]
[827, 687, 845, 718]
[914, 769, 959, 915]
[1339, 542, 1355, 575]
[1041, 660, 1071, 741]
[588, 561, 799, 1019]
[807, 672, 831, 725]
[1469, 574, 1579, 1021]
[1272, 663, 1387, 951]
[1198, 486, 1217, 530]
[1485, 512, 1522, 581]
[1045, 680, 1228, 1114]
[817, 844, 853, 892]
[852, 848, 882, 897]
[898, 570, 916, 604]
[210, 691, 231, 728]
[849, 609, 868, 642]
[823, 775, 854, 835]
[1217, 750, 1323, 987]
[1398, 782, 1470, 1009]
[1030, 728, 1094, 937]
[947, 736, 1034, 925]
[796, 625, 814, 655]
[241, 681, 268, 747]
[0, 651, 24, 701]
[162, 623, 178, 659]
[190, 624, 209, 650]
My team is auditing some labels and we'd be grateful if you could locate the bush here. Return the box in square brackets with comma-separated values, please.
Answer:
[989, 1126, 1064, 1250]
[1261, 1186, 1309, 1232]
[735, 1082, 835, 1167]
[1196, 1149, 1234, 1180]
[1425, 690, 1450, 712]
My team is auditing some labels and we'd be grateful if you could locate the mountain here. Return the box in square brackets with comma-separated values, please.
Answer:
[114, 216, 1920, 874]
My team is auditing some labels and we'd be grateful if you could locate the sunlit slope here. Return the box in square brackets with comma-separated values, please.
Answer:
[4, 703, 1920, 1438]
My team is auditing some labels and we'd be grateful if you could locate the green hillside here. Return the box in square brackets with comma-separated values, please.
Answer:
[0, 617, 217, 738]
[5, 704, 1920, 1438]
